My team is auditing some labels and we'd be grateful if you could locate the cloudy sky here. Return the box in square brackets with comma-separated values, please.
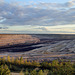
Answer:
[0, 0, 75, 34]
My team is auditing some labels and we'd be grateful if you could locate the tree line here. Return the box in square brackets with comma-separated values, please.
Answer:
[0, 56, 75, 75]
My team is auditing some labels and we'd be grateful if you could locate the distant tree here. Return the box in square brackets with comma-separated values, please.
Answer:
[50, 61, 74, 75]
[27, 61, 32, 66]
[15, 58, 19, 65]
[51, 60, 59, 67]
[0, 58, 1, 65]
[38, 70, 43, 75]
[30, 70, 37, 75]
[62, 62, 74, 75]
[25, 58, 27, 64]
[7, 56, 11, 62]
[48, 71, 54, 75]
[1, 57, 6, 64]
[24, 69, 29, 75]
[32, 61, 40, 67]
[0, 57, 1, 61]
[43, 70, 49, 75]
[59, 62, 63, 67]
[11, 57, 14, 63]
[20, 56, 24, 64]
[41, 62, 49, 68]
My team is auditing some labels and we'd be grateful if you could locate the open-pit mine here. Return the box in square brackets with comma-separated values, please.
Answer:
[0, 34, 75, 62]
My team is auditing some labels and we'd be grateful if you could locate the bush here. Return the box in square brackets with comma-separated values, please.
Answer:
[0, 65, 10, 75]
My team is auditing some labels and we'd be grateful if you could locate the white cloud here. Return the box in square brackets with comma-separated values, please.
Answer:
[37, 0, 75, 9]
[0, 0, 75, 26]
[0, 0, 75, 34]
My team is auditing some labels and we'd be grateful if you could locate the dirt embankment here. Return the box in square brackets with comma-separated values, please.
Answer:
[0, 34, 40, 47]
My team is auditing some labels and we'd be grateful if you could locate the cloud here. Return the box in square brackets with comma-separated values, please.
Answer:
[34, 27, 48, 31]
[0, 0, 4, 2]
[37, 0, 75, 9]
[0, 27, 8, 29]
[0, 0, 75, 27]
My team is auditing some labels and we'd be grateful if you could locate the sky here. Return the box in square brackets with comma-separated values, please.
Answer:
[0, 0, 75, 34]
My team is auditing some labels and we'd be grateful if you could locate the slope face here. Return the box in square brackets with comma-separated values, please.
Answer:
[0, 34, 40, 47]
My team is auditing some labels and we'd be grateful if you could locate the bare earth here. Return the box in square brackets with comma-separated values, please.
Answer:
[0, 34, 75, 62]
[0, 34, 40, 47]
[11, 73, 21, 75]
